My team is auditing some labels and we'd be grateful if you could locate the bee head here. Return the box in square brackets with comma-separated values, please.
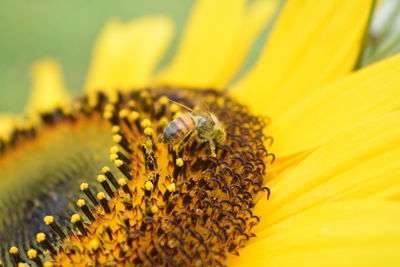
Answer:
[209, 114, 226, 143]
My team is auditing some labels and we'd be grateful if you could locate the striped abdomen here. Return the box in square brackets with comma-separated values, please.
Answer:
[161, 112, 196, 144]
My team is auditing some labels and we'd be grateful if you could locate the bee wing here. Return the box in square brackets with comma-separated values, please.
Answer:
[197, 102, 220, 125]
[190, 102, 213, 118]
[169, 98, 212, 118]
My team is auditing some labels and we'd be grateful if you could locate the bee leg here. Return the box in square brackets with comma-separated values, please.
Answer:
[173, 143, 183, 156]
[207, 138, 216, 157]
[176, 130, 197, 154]
[193, 133, 206, 146]
[157, 134, 164, 143]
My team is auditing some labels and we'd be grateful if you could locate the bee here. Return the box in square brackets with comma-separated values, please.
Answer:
[159, 100, 226, 157]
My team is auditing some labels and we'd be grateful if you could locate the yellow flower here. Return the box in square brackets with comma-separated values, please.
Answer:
[1, 0, 400, 266]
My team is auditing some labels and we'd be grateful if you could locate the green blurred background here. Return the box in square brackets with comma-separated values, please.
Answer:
[0, 0, 195, 113]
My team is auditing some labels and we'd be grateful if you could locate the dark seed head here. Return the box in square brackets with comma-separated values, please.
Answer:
[0, 88, 273, 266]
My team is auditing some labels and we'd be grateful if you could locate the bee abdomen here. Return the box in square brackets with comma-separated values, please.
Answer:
[161, 122, 181, 143]
[161, 113, 195, 144]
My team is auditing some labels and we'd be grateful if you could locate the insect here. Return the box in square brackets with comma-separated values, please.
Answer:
[159, 100, 226, 157]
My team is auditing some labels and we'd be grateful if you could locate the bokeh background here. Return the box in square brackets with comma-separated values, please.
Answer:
[0, 0, 196, 113]
[1, 0, 400, 113]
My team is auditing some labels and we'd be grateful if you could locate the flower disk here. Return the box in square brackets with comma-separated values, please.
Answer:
[1, 88, 273, 266]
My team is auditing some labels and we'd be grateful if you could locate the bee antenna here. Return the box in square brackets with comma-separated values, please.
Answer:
[168, 99, 194, 112]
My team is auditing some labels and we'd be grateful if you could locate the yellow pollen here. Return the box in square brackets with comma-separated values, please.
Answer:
[110, 153, 118, 162]
[44, 262, 54, 267]
[111, 125, 120, 133]
[18, 263, 28, 267]
[43, 216, 54, 225]
[151, 205, 159, 214]
[9, 246, 18, 254]
[128, 100, 136, 108]
[90, 239, 100, 250]
[139, 91, 150, 98]
[97, 192, 106, 200]
[144, 127, 154, 136]
[118, 178, 127, 186]
[103, 111, 113, 119]
[80, 183, 89, 191]
[173, 111, 182, 119]
[141, 119, 152, 128]
[130, 111, 139, 121]
[71, 214, 81, 223]
[170, 103, 180, 113]
[159, 96, 169, 105]
[102, 166, 110, 173]
[112, 134, 122, 143]
[167, 183, 176, 192]
[119, 109, 129, 118]
[104, 104, 114, 112]
[144, 181, 154, 191]
[176, 158, 184, 167]
[159, 117, 169, 127]
[36, 232, 46, 242]
[27, 249, 38, 259]
[114, 159, 123, 167]
[110, 145, 119, 154]
[76, 199, 86, 207]
[167, 239, 179, 248]
[97, 174, 106, 183]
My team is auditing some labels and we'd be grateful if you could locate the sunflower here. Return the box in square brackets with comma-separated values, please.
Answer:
[1, 0, 400, 266]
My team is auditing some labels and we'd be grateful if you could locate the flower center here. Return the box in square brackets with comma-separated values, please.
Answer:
[1, 88, 273, 266]
[0, 109, 115, 260]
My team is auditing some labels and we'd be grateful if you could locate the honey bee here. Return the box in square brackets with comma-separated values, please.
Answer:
[159, 100, 226, 157]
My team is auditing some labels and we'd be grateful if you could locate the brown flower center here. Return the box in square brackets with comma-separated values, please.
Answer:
[1, 88, 273, 266]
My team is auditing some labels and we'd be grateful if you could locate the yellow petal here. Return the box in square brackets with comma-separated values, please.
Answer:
[270, 53, 400, 157]
[269, 150, 311, 184]
[0, 114, 18, 140]
[255, 111, 400, 229]
[231, 0, 373, 118]
[27, 58, 70, 115]
[261, 149, 400, 231]
[227, 200, 400, 266]
[370, 184, 400, 201]
[157, 0, 277, 89]
[214, 0, 278, 89]
[84, 16, 174, 95]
